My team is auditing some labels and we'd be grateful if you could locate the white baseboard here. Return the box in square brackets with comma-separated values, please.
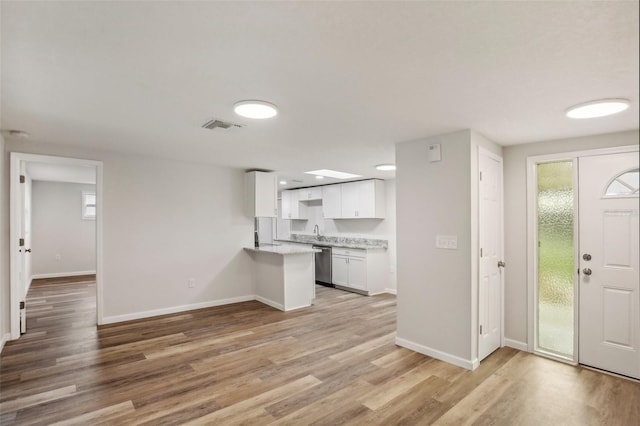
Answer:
[254, 295, 284, 311]
[385, 288, 397, 295]
[101, 295, 256, 325]
[0, 333, 10, 354]
[31, 271, 97, 280]
[504, 338, 529, 352]
[395, 336, 477, 370]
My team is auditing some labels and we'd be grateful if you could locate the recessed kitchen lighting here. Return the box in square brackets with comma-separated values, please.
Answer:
[315, 176, 324, 180]
[279, 180, 287, 185]
[566, 99, 630, 119]
[375, 164, 396, 171]
[305, 169, 362, 179]
[234, 100, 278, 119]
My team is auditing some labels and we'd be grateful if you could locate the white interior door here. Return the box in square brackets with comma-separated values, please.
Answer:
[478, 148, 504, 361]
[579, 152, 639, 379]
[10, 156, 29, 337]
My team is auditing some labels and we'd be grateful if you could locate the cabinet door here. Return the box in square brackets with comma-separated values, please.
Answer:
[249, 171, 277, 217]
[347, 257, 367, 290]
[341, 182, 359, 218]
[322, 185, 342, 219]
[281, 190, 292, 219]
[332, 255, 349, 286]
[356, 180, 375, 218]
[289, 190, 301, 219]
[300, 187, 322, 200]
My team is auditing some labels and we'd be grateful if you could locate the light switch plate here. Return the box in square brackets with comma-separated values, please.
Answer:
[436, 235, 458, 250]
[428, 144, 441, 162]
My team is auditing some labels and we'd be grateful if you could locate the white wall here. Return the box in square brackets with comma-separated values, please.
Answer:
[4, 139, 255, 324]
[396, 130, 474, 364]
[289, 179, 397, 289]
[396, 129, 501, 368]
[502, 130, 639, 346]
[31, 181, 97, 278]
[0, 133, 9, 349]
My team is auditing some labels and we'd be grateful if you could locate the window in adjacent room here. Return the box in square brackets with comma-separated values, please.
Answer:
[82, 191, 96, 220]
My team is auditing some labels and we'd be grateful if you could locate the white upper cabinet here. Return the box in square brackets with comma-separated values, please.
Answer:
[340, 180, 385, 219]
[280, 189, 307, 220]
[245, 171, 277, 218]
[322, 185, 342, 219]
[299, 187, 322, 201]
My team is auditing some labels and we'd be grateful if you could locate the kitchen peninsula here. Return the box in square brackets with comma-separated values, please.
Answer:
[244, 244, 320, 311]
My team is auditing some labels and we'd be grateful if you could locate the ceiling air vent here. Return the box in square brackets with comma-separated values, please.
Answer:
[202, 119, 244, 130]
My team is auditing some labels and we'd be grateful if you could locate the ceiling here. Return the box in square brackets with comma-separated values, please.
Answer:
[1, 2, 638, 189]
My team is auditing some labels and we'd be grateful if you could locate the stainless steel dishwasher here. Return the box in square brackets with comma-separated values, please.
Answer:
[312, 245, 333, 287]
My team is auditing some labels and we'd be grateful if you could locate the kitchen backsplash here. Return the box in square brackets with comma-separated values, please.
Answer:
[287, 233, 388, 249]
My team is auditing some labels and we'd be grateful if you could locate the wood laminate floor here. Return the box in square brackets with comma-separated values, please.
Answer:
[1, 276, 639, 425]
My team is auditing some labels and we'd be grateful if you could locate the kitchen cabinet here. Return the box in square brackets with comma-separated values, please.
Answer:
[340, 180, 385, 219]
[245, 171, 277, 217]
[331, 247, 388, 295]
[299, 187, 322, 201]
[281, 189, 307, 220]
[322, 185, 342, 219]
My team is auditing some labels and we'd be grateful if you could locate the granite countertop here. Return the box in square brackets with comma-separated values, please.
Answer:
[244, 244, 321, 256]
[275, 234, 388, 250]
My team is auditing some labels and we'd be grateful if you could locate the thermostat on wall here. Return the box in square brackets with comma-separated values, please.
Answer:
[428, 144, 441, 162]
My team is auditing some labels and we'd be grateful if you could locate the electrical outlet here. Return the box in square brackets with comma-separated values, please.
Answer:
[188, 278, 195, 288]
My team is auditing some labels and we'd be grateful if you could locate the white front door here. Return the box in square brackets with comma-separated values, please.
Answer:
[579, 152, 639, 379]
[478, 148, 504, 361]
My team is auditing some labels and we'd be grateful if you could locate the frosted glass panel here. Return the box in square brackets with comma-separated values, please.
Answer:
[537, 161, 574, 358]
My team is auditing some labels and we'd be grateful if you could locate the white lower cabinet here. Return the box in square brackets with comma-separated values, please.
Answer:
[331, 248, 386, 295]
[332, 255, 349, 287]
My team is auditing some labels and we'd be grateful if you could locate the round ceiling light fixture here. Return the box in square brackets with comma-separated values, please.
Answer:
[315, 175, 324, 180]
[566, 98, 630, 119]
[234, 100, 278, 119]
[279, 180, 287, 185]
[5, 129, 30, 138]
[375, 164, 396, 171]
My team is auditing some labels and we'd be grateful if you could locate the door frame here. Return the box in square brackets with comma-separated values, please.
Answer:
[526, 145, 639, 364]
[9, 152, 104, 339]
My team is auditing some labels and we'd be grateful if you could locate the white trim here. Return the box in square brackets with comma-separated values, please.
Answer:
[384, 288, 397, 295]
[0, 333, 10, 353]
[101, 295, 256, 325]
[31, 271, 97, 280]
[395, 336, 479, 370]
[10, 153, 103, 338]
[254, 295, 285, 311]
[504, 338, 529, 352]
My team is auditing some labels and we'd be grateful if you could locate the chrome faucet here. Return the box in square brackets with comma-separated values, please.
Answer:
[313, 224, 320, 238]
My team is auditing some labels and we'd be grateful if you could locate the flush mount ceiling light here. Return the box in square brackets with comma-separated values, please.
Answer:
[375, 164, 396, 171]
[566, 99, 630, 119]
[233, 100, 278, 119]
[315, 176, 324, 180]
[279, 180, 287, 185]
[4, 129, 30, 138]
[305, 169, 362, 179]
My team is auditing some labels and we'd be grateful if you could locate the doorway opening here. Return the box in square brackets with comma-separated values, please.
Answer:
[9, 153, 103, 340]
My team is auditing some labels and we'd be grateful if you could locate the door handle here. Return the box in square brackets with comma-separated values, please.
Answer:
[498, 261, 506, 268]
[25, 248, 32, 253]
[582, 268, 592, 276]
